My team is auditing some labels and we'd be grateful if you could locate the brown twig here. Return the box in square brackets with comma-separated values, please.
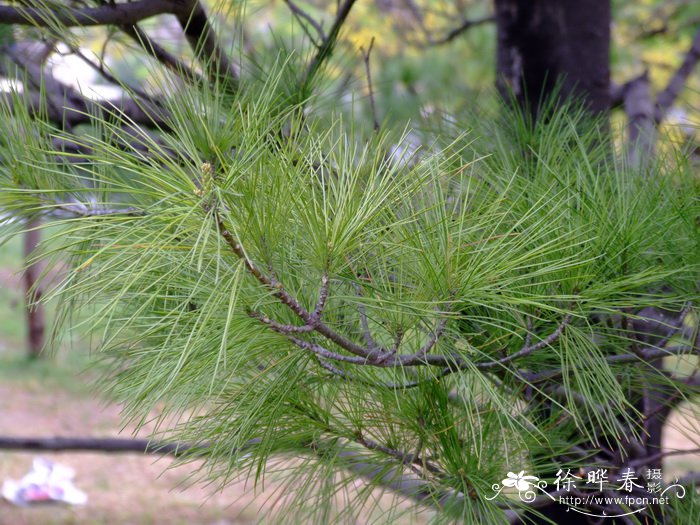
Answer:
[303, 0, 358, 90]
[628, 447, 700, 469]
[524, 342, 700, 384]
[121, 24, 203, 85]
[0, 436, 206, 457]
[477, 313, 573, 371]
[655, 26, 700, 123]
[360, 37, 379, 132]
[429, 15, 495, 46]
[0, 1, 178, 27]
[176, 0, 239, 87]
[353, 282, 379, 351]
[284, 0, 326, 46]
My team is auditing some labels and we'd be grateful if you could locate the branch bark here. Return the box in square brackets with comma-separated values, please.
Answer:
[176, 0, 239, 86]
[430, 16, 495, 46]
[655, 26, 700, 123]
[0, 436, 204, 457]
[0, 0, 179, 27]
[23, 220, 44, 359]
[302, 0, 357, 91]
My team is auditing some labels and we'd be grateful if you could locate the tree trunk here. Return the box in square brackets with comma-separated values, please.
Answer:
[495, 0, 611, 120]
[23, 221, 45, 359]
[494, 4, 674, 524]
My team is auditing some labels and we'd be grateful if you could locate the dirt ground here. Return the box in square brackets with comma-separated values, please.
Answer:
[0, 370, 430, 525]
[1, 378, 698, 525]
[0, 382, 267, 525]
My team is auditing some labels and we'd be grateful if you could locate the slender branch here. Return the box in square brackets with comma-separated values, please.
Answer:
[0, 1, 179, 27]
[121, 24, 203, 85]
[214, 209, 380, 360]
[248, 309, 315, 333]
[477, 313, 572, 370]
[524, 342, 699, 384]
[416, 317, 449, 358]
[354, 431, 441, 474]
[360, 37, 379, 132]
[286, 334, 373, 364]
[310, 271, 330, 322]
[284, 0, 326, 46]
[628, 447, 700, 469]
[353, 282, 379, 351]
[317, 356, 454, 390]
[49, 202, 144, 218]
[247, 269, 329, 333]
[67, 45, 154, 103]
[429, 15, 495, 46]
[655, 26, 700, 123]
[303, 0, 358, 90]
[0, 436, 204, 457]
[176, 0, 239, 86]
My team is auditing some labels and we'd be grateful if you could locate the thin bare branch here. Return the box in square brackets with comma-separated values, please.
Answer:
[354, 431, 442, 475]
[248, 309, 316, 334]
[353, 282, 379, 351]
[0, 436, 204, 457]
[416, 317, 449, 358]
[477, 313, 573, 371]
[176, 0, 239, 86]
[317, 356, 454, 390]
[0, 1, 179, 27]
[68, 43, 155, 103]
[430, 15, 495, 46]
[303, 0, 358, 90]
[49, 202, 144, 218]
[286, 334, 373, 364]
[628, 447, 700, 469]
[284, 0, 326, 46]
[310, 271, 330, 322]
[655, 26, 700, 122]
[121, 24, 203, 84]
[214, 209, 383, 360]
[360, 37, 379, 132]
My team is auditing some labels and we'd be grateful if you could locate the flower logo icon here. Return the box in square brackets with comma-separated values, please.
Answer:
[502, 471, 539, 492]
[485, 469, 546, 502]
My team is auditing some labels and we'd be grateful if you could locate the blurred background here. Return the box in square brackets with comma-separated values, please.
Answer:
[1, 0, 700, 523]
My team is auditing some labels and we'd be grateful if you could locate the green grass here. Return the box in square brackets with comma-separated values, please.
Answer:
[0, 232, 24, 347]
[0, 226, 99, 393]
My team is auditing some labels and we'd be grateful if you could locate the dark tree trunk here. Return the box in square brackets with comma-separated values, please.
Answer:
[495, 0, 611, 119]
[23, 221, 45, 359]
[494, 4, 673, 524]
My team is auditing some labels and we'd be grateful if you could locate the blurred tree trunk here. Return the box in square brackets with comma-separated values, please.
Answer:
[495, 3, 619, 524]
[495, 0, 611, 120]
[23, 221, 45, 359]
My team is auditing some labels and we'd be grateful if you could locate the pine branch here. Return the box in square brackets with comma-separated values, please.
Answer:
[284, 0, 326, 47]
[0, 436, 204, 457]
[302, 0, 358, 91]
[0, 0, 179, 27]
[524, 342, 700, 384]
[655, 25, 700, 123]
[121, 24, 204, 85]
[176, 0, 239, 86]
[476, 313, 573, 370]
[429, 15, 495, 46]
